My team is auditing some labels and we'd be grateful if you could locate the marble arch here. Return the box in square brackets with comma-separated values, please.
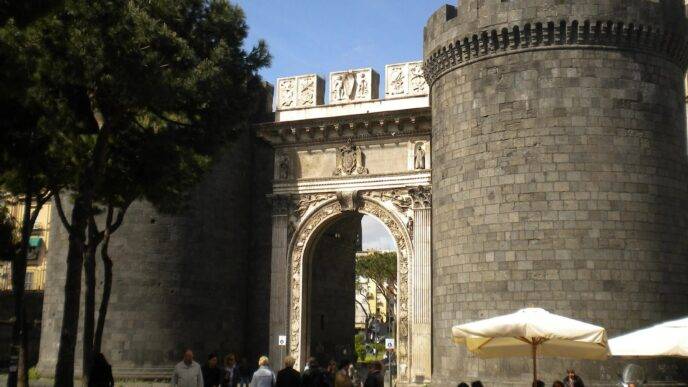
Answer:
[287, 195, 412, 376]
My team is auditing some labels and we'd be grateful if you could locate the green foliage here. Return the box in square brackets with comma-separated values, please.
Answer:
[1, 1, 271, 383]
[28, 367, 41, 380]
[355, 251, 397, 292]
[2, 0, 271, 212]
[354, 333, 385, 363]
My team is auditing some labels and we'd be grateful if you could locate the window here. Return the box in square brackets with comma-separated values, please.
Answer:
[24, 272, 33, 290]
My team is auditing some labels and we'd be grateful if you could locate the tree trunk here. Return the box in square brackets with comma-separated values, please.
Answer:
[17, 312, 29, 387]
[54, 195, 89, 387]
[81, 219, 101, 387]
[9, 193, 33, 387]
[55, 95, 112, 387]
[93, 230, 112, 354]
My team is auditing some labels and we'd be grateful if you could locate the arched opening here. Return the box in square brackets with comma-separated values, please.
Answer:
[302, 212, 398, 368]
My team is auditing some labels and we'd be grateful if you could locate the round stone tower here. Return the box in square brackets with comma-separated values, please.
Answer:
[424, 1, 688, 385]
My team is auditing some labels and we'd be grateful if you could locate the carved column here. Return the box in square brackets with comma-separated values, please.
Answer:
[409, 186, 432, 383]
[269, 196, 290, 367]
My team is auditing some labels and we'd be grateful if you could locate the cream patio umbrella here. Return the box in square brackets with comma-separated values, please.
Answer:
[609, 316, 688, 357]
[452, 308, 609, 385]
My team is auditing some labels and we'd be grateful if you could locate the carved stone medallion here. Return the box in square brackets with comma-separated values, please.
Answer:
[333, 139, 368, 176]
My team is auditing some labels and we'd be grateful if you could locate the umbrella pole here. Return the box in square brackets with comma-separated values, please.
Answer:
[532, 342, 537, 386]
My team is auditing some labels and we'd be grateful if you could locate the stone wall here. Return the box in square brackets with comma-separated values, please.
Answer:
[308, 214, 361, 365]
[244, 139, 275, 363]
[38, 130, 257, 378]
[424, 0, 688, 385]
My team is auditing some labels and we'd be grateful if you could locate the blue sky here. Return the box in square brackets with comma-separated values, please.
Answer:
[235, 0, 450, 88]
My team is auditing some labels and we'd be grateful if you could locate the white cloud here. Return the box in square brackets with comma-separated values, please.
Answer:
[361, 215, 396, 251]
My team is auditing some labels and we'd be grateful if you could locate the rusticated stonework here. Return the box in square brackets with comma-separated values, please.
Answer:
[425, 1, 688, 385]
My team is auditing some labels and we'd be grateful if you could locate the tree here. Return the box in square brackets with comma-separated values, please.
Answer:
[355, 251, 397, 334]
[0, 8, 65, 385]
[3, 1, 271, 386]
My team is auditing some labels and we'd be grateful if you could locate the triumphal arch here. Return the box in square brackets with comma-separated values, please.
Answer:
[257, 62, 432, 384]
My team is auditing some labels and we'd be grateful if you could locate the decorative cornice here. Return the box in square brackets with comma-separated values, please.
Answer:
[424, 19, 688, 87]
[255, 107, 430, 147]
[272, 171, 431, 196]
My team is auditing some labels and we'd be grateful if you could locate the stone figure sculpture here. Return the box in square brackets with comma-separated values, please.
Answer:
[414, 142, 425, 170]
[332, 75, 344, 101]
[278, 153, 290, 180]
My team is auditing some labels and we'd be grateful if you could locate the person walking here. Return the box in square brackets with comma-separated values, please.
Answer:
[334, 360, 353, 387]
[347, 363, 361, 387]
[563, 369, 585, 387]
[276, 356, 301, 387]
[88, 353, 114, 387]
[363, 362, 383, 387]
[323, 360, 337, 387]
[301, 358, 324, 387]
[223, 354, 240, 387]
[172, 349, 204, 387]
[249, 356, 276, 387]
[203, 353, 223, 387]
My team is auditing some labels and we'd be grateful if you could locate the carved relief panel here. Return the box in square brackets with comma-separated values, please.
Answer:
[385, 61, 429, 98]
[329, 68, 379, 104]
[333, 139, 368, 176]
[277, 74, 324, 110]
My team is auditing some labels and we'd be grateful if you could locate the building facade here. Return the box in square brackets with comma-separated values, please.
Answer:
[35, 1, 688, 385]
[0, 199, 51, 291]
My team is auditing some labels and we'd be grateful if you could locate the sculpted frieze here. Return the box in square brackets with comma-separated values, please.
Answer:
[329, 68, 379, 104]
[277, 74, 324, 110]
[385, 61, 429, 98]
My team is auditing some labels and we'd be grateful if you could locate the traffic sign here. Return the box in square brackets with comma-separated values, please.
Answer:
[385, 338, 395, 350]
[278, 335, 287, 346]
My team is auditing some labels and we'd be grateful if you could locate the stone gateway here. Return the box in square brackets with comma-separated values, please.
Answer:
[36, 1, 688, 386]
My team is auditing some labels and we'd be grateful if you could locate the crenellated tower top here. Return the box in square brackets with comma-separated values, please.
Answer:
[424, 0, 688, 87]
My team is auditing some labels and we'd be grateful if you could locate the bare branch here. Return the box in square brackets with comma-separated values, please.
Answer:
[355, 299, 370, 320]
[108, 201, 130, 233]
[52, 191, 74, 234]
[29, 190, 54, 226]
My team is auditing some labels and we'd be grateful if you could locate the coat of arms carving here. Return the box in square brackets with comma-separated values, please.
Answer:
[333, 139, 368, 176]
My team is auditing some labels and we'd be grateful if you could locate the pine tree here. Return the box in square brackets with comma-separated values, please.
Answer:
[1, 1, 270, 385]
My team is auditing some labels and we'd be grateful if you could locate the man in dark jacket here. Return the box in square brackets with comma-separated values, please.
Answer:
[276, 356, 301, 387]
[363, 362, 383, 387]
[563, 369, 585, 387]
[301, 358, 324, 387]
[203, 353, 223, 387]
[223, 354, 240, 387]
